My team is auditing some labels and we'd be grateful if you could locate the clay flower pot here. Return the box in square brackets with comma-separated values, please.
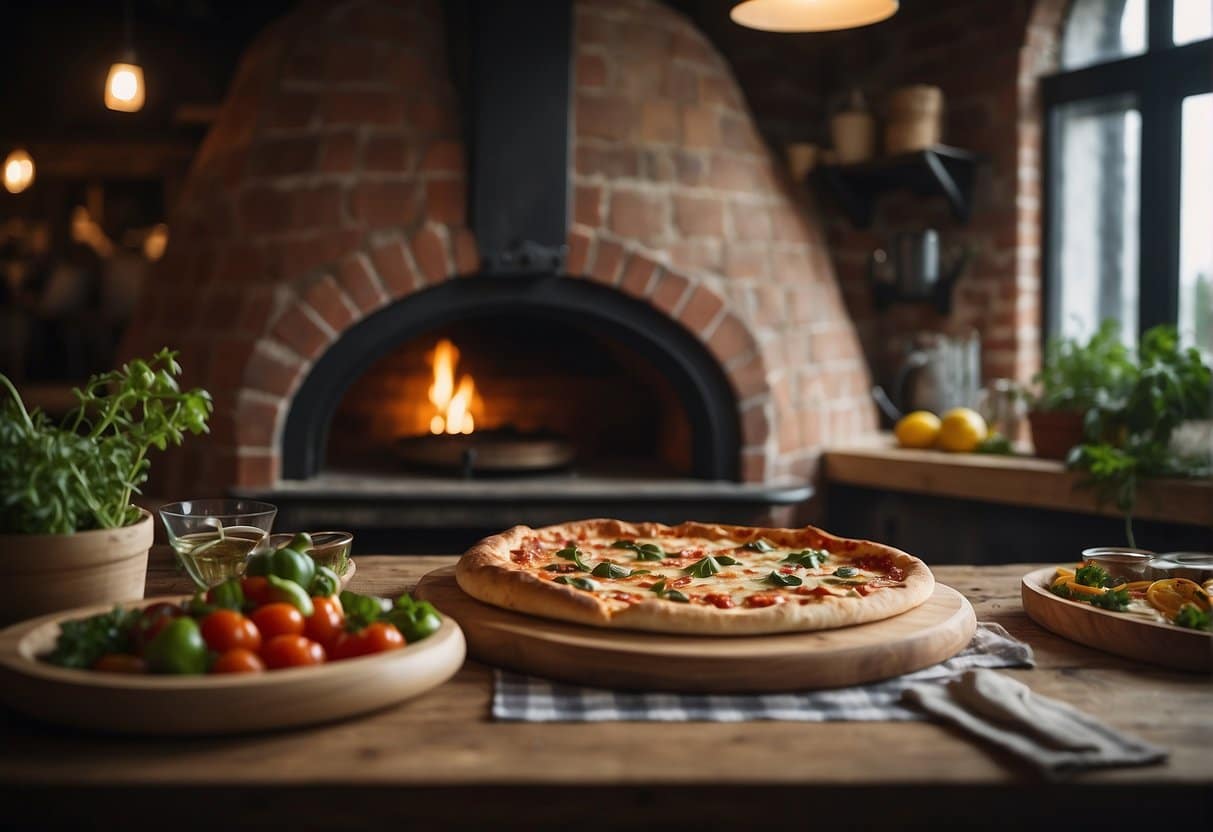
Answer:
[0, 508, 153, 626]
[1028, 409, 1087, 461]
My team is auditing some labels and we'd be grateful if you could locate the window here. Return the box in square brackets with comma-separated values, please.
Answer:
[1044, 0, 1213, 357]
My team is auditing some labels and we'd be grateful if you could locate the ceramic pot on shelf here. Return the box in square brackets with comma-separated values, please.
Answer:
[1027, 410, 1086, 461]
[0, 509, 154, 625]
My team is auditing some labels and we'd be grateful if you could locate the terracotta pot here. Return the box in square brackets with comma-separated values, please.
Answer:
[1028, 409, 1087, 461]
[0, 509, 153, 626]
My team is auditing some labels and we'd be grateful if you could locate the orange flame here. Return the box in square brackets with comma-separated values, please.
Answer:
[427, 339, 477, 435]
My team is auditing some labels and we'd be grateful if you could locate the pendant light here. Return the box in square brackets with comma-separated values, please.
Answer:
[730, 0, 898, 32]
[3, 148, 35, 194]
[105, 1, 145, 112]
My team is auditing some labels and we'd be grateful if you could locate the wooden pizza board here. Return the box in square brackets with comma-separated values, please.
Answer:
[414, 566, 976, 693]
[1021, 567, 1212, 672]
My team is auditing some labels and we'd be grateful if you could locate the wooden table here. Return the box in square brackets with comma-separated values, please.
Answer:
[2, 551, 1210, 830]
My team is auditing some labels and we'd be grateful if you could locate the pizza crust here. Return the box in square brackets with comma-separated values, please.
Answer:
[456, 519, 935, 635]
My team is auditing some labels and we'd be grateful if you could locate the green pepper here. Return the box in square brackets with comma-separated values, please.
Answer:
[265, 574, 315, 617]
[246, 538, 317, 589]
[205, 577, 244, 611]
[386, 594, 442, 642]
[309, 566, 341, 598]
[144, 617, 208, 675]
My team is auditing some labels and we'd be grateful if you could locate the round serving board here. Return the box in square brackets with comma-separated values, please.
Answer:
[1021, 567, 1211, 672]
[0, 595, 466, 735]
[414, 566, 975, 693]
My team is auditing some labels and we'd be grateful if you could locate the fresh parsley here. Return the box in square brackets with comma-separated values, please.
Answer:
[1088, 587, 1130, 611]
[0, 349, 212, 534]
[1074, 563, 1111, 588]
[45, 606, 140, 669]
[1173, 604, 1211, 631]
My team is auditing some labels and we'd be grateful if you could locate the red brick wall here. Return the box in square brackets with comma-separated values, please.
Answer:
[121, 0, 877, 495]
[691, 0, 1062, 389]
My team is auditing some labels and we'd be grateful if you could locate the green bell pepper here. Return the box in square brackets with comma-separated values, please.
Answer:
[265, 574, 315, 617]
[205, 577, 244, 611]
[247, 545, 316, 591]
[309, 566, 341, 598]
[144, 617, 208, 675]
[386, 594, 442, 642]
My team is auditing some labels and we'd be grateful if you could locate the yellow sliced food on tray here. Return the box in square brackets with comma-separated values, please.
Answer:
[1062, 580, 1106, 599]
[1123, 580, 1154, 591]
[1055, 566, 1076, 581]
[1145, 578, 1211, 619]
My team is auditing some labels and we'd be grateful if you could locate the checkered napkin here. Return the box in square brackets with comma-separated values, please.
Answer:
[492, 622, 1034, 722]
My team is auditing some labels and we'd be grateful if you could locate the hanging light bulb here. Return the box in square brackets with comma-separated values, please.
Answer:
[3, 148, 35, 194]
[730, 0, 898, 32]
[105, 55, 145, 112]
[105, 2, 144, 112]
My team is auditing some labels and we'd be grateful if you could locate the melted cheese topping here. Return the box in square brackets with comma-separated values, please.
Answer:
[510, 533, 908, 611]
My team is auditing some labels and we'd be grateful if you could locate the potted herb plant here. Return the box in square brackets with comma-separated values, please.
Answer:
[1027, 321, 1135, 460]
[0, 349, 211, 624]
[1069, 326, 1212, 547]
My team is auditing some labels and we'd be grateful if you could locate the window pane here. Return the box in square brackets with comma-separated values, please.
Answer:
[1174, 0, 1213, 45]
[1062, 0, 1147, 70]
[1050, 95, 1141, 347]
[1179, 93, 1213, 360]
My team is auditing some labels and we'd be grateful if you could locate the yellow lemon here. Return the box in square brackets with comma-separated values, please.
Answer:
[936, 407, 988, 452]
[894, 410, 941, 449]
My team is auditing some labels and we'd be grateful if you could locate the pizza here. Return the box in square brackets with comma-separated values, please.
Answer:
[456, 519, 934, 635]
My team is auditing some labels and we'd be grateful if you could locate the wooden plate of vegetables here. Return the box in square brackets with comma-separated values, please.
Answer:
[1021, 563, 1211, 672]
[0, 545, 465, 735]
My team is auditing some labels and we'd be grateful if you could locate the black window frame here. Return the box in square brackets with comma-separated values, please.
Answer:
[1041, 0, 1213, 344]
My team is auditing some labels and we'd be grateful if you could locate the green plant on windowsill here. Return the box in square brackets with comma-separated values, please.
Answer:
[1067, 326, 1212, 548]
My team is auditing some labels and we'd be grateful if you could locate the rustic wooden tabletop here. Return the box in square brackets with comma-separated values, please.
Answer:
[1, 549, 1210, 830]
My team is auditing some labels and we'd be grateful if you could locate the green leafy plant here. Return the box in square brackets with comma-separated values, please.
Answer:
[0, 349, 212, 534]
[1031, 321, 1136, 412]
[1067, 325, 1212, 547]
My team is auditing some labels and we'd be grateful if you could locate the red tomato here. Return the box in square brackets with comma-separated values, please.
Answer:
[250, 603, 305, 640]
[92, 653, 147, 674]
[199, 609, 262, 654]
[211, 648, 266, 674]
[241, 576, 271, 607]
[332, 622, 405, 661]
[133, 602, 184, 655]
[304, 596, 345, 652]
[261, 635, 326, 669]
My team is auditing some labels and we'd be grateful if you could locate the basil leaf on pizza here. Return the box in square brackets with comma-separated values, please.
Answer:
[456, 521, 934, 635]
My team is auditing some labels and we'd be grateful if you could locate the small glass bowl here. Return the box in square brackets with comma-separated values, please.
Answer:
[257, 531, 353, 576]
[1148, 552, 1213, 583]
[1080, 547, 1156, 582]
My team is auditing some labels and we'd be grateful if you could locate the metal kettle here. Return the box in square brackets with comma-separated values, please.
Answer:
[872, 330, 982, 423]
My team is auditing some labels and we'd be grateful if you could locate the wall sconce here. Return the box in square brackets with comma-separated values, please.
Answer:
[3, 148, 35, 194]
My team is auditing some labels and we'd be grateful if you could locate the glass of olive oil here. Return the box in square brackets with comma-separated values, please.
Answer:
[159, 500, 277, 589]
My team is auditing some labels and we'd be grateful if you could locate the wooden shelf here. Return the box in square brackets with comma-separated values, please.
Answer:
[824, 436, 1213, 528]
[813, 145, 981, 228]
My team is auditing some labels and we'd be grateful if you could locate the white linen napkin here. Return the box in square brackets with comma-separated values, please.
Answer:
[902, 668, 1168, 779]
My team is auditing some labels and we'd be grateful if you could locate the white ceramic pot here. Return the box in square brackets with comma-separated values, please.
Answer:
[0, 508, 153, 626]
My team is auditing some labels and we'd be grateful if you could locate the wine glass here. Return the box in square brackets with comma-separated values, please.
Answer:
[159, 499, 277, 589]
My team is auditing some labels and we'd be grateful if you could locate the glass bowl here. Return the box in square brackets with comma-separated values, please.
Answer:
[257, 531, 353, 576]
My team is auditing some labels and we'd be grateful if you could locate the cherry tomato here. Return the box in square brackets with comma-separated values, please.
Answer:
[132, 602, 184, 655]
[92, 653, 148, 674]
[304, 596, 345, 652]
[211, 648, 266, 674]
[261, 635, 326, 669]
[332, 622, 405, 661]
[199, 609, 262, 654]
[250, 603, 305, 640]
[241, 576, 271, 608]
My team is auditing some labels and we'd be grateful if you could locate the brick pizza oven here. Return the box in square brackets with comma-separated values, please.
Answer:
[121, 0, 877, 537]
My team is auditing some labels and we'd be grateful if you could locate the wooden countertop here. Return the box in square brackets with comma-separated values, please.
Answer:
[2, 550, 1210, 830]
[825, 436, 1213, 526]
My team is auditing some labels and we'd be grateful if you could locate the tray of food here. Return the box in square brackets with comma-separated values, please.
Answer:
[0, 540, 465, 735]
[1021, 553, 1211, 672]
